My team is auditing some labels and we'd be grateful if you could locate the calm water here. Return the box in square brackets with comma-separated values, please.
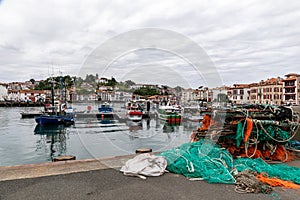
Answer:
[0, 103, 200, 166]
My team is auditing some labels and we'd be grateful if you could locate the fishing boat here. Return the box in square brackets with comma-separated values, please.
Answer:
[127, 106, 143, 122]
[35, 77, 74, 126]
[126, 101, 143, 122]
[155, 104, 182, 124]
[98, 102, 114, 114]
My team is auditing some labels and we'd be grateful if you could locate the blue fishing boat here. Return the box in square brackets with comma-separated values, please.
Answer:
[98, 102, 114, 113]
[35, 76, 74, 126]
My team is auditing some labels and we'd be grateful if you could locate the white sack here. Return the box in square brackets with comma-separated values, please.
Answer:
[120, 153, 167, 179]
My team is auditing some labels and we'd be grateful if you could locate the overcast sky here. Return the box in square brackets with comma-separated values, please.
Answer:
[0, 0, 299, 88]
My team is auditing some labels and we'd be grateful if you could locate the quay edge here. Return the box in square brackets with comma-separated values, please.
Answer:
[0, 101, 44, 107]
[0, 154, 136, 182]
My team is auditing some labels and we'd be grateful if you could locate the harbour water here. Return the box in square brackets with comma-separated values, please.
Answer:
[0, 103, 200, 166]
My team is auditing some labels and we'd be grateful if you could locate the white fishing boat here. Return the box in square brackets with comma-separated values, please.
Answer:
[126, 101, 143, 122]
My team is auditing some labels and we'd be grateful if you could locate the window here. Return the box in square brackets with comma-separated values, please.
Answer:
[240, 90, 244, 95]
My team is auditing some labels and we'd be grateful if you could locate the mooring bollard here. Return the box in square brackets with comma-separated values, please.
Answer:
[135, 148, 152, 154]
[53, 155, 76, 162]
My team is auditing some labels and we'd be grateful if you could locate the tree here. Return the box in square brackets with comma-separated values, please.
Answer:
[29, 78, 35, 84]
[105, 77, 118, 87]
[133, 86, 159, 97]
[124, 80, 135, 88]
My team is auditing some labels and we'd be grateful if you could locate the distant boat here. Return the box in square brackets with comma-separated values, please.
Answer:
[126, 101, 143, 122]
[20, 111, 43, 118]
[155, 104, 182, 124]
[98, 102, 114, 114]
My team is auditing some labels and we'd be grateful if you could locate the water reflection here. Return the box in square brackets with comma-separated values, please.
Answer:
[34, 125, 68, 161]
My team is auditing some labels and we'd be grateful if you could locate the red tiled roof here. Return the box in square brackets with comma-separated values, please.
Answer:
[282, 77, 296, 81]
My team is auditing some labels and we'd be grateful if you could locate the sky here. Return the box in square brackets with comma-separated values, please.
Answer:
[0, 0, 299, 88]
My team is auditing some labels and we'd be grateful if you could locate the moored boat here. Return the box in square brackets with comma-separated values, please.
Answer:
[98, 102, 114, 114]
[125, 100, 144, 122]
[155, 104, 182, 124]
[21, 111, 43, 118]
[35, 114, 74, 126]
[35, 77, 74, 126]
[127, 108, 143, 122]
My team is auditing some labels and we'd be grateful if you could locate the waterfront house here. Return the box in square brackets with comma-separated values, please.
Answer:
[229, 84, 251, 104]
[282, 73, 300, 105]
[181, 88, 208, 106]
[7, 89, 47, 102]
[0, 83, 8, 101]
[249, 77, 283, 105]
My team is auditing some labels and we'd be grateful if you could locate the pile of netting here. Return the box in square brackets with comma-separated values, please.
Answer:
[160, 139, 235, 183]
[190, 104, 300, 162]
[159, 139, 300, 194]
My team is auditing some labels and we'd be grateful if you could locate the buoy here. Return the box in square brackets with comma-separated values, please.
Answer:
[135, 148, 152, 154]
[53, 155, 76, 162]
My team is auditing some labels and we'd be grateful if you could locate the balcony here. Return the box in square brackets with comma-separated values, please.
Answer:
[284, 85, 296, 88]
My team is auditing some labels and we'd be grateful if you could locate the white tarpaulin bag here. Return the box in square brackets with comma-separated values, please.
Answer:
[120, 153, 167, 179]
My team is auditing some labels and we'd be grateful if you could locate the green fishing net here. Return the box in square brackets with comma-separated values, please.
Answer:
[159, 139, 236, 184]
[160, 139, 300, 185]
[235, 121, 292, 147]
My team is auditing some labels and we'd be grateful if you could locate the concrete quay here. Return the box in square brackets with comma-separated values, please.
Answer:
[1, 154, 300, 200]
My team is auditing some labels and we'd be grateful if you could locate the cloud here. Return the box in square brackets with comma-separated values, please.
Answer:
[0, 0, 299, 87]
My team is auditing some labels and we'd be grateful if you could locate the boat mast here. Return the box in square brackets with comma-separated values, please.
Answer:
[51, 78, 55, 112]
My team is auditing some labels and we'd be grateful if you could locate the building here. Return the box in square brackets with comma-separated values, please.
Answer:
[0, 83, 8, 101]
[130, 84, 159, 90]
[228, 84, 250, 104]
[7, 89, 47, 102]
[210, 86, 230, 102]
[282, 73, 300, 105]
[249, 77, 283, 105]
[113, 91, 133, 101]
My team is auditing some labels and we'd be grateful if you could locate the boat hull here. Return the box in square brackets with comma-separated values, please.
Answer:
[35, 115, 74, 126]
[127, 111, 143, 122]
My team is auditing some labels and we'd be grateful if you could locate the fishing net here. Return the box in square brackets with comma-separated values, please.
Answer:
[159, 139, 236, 184]
[234, 157, 300, 185]
[160, 139, 300, 187]
[235, 120, 294, 147]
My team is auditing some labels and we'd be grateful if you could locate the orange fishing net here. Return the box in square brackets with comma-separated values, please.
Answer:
[226, 144, 295, 162]
[198, 114, 217, 131]
[257, 173, 300, 189]
[244, 118, 253, 142]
